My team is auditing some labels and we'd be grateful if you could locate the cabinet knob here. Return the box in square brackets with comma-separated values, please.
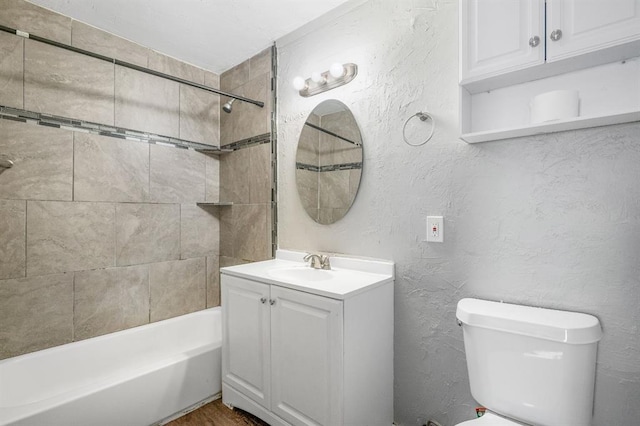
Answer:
[528, 36, 540, 47]
[269, 299, 276, 306]
[260, 297, 267, 304]
[550, 29, 562, 41]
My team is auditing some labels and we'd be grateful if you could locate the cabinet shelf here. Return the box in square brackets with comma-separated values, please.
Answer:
[462, 110, 640, 144]
[459, 57, 640, 143]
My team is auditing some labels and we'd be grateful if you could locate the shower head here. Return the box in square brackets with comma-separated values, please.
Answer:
[223, 98, 236, 113]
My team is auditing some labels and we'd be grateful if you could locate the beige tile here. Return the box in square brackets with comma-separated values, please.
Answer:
[205, 155, 220, 203]
[24, 39, 114, 124]
[319, 110, 363, 166]
[250, 48, 272, 80]
[74, 265, 149, 340]
[0, 119, 73, 201]
[0, 273, 73, 359]
[297, 118, 320, 166]
[296, 169, 319, 212]
[116, 203, 180, 266]
[204, 71, 220, 89]
[27, 201, 115, 276]
[220, 60, 250, 91]
[219, 206, 235, 258]
[219, 256, 250, 268]
[0, 200, 25, 280]
[149, 258, 206, 322]
[181, 204, 219, 259]
[74, 133, 150, 202]
[319, 170, 351, 209]
[350, 168, 362, 199]
[318, 208, 348, 225]
[150, 144, 206, 203]
[266, 201, 273, 255]
[234, 204, 270, 262]
[148, 50, 204, 84]
[206, 256, 220, 308]
[180, 85, 220, 145]
[0, 31, 23, 108]
[0, 0, 72, 44]
[71, 21, 148, 67]
[219, 100, 234, 146]
[115, 65, 180, 137]
[249, 143, 272, 204]
[233, 73, 270, 142]
[220, 148, 250, 204]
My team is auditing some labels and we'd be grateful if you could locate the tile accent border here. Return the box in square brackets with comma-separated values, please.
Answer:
[296, 161, 363, 172]
[222, 132, 271, 151]
[0, 104, 220, 151]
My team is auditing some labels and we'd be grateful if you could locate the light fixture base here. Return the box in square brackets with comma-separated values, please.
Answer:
[298, 63, 358, 97]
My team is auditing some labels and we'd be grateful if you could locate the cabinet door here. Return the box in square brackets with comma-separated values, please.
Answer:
[547, 0, 640, 62]
[460, 0, 544, 82]
[221, 275, 271, 409]
[270, 286, 343, 426]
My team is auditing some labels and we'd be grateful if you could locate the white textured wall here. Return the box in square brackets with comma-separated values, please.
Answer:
[276, 1, 640, 424]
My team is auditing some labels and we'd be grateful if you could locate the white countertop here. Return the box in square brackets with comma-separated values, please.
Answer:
[220, 250, 394, 300]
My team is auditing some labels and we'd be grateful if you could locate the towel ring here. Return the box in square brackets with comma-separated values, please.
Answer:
[402, 112, 435, 146]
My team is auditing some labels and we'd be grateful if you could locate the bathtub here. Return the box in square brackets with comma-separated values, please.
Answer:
[0, 307, 222, 426]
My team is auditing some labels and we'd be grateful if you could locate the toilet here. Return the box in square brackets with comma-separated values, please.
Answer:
[455, 298, 603, 426]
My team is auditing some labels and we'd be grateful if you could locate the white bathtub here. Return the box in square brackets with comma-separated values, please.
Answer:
[0, 307, 222, 426]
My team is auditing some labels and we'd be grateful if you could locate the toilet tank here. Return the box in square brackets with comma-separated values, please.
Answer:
[456, 298, 602, 426]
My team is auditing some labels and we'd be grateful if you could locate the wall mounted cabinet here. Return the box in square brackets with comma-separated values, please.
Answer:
[220, 251, 394, 426]
[459, 0, 640, 143]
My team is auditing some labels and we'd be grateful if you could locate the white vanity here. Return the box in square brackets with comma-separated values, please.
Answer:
[220, 250, 394, 426]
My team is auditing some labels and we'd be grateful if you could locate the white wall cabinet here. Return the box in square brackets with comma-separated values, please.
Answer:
[460, 0, 544, 82]
[221, 253, 394, 426]
[459, 0, 640, 143]
[546, 0, 640, 62]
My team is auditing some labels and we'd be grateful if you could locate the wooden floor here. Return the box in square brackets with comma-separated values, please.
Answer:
[166, 399, 270, 426]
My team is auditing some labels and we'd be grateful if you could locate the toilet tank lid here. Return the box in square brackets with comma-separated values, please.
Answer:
[456, 298, 603, 344]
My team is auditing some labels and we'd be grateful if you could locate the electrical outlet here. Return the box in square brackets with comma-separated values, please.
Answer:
[426, 216, 444, 243]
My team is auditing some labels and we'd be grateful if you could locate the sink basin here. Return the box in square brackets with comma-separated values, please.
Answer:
[268, 266, 335, 282]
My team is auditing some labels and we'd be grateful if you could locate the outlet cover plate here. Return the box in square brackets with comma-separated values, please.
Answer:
[426, 216, 444, 243]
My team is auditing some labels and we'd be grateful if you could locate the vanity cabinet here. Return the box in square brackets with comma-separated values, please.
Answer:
[220, 252, 394, 426]
[459, 0, 640, 143]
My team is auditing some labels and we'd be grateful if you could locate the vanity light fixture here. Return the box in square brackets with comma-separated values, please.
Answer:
[292, 62, 358, 97]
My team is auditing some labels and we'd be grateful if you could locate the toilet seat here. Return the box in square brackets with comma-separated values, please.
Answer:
[455, 411, 528, 426]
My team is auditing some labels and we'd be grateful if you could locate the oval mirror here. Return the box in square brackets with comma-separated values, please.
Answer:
[296, 100, 363, 224]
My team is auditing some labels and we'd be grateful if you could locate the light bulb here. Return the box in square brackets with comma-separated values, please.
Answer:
[292, 76, 307, 91]
[329, 63, 345, 78]
[311, 71, 326, 84]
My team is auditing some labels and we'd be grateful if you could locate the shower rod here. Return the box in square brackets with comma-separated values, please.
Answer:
[0, 24, 265, 108]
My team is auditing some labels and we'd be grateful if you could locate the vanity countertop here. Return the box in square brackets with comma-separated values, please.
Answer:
[220, 249, 394, 300]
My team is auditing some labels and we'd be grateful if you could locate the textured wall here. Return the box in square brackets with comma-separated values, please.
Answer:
[277, 1, 640, 424]
[0, 0, 221, 359]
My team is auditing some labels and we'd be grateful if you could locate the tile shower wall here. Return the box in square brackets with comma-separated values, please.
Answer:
[0, 0, 221, 359]
[219, 48, 274, 268]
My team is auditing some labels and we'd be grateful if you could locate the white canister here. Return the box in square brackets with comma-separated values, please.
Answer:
[530, 90, 580, 124]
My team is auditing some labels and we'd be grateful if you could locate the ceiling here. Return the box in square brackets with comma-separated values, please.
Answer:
[29, 0, 352, 74]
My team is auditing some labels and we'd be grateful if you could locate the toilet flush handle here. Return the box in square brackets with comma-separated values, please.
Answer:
[457, 319, 462, 327]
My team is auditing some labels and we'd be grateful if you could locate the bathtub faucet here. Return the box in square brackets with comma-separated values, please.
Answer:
[303, 253, 331, 270]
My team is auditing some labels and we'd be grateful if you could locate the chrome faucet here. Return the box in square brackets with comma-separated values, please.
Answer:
[303, 253, 331, 270]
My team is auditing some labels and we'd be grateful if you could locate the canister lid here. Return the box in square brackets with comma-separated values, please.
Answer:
[456, 298, 602, 344]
